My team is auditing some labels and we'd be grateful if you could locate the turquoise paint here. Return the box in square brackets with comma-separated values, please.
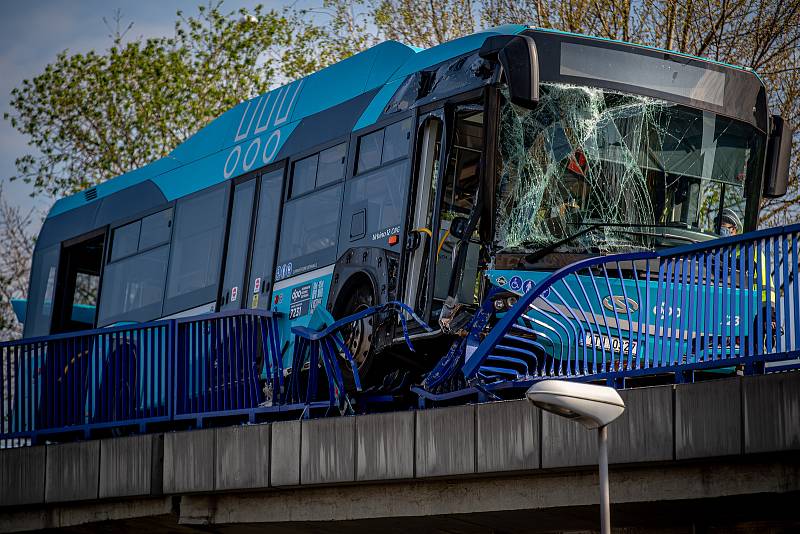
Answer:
[352, 78, 404, 131]
[354, 25, 526, 132]
[488, 268, 759, 364]
[48, 156, 181, 217]
[46, 22, 761, 225]
[271, 273, 334, 369]
[10, 298, 94, 327]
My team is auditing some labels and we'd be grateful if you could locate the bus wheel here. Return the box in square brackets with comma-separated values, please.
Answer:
[336, 283, 375, 390]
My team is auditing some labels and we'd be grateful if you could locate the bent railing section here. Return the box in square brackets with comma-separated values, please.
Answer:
[288, 301, 432, 413]
[459, 223, 800, 390]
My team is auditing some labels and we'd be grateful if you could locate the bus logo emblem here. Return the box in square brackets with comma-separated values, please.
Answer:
[602, 295, 639, 314]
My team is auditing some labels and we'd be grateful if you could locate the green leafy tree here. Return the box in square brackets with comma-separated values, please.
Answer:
[5, 3, 290, 198]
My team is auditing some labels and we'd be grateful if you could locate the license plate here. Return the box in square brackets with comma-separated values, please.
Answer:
[582, 332, 638, 356]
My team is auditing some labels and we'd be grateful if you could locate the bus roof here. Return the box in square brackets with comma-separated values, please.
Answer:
[45, 24, 761, 222]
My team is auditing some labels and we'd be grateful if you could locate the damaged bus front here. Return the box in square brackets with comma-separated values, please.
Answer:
[418, 30, 792, 375]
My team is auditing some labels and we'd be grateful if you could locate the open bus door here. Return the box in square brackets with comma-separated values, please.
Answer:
[403, 104, 487, 330]
[50, 229, 105, 334]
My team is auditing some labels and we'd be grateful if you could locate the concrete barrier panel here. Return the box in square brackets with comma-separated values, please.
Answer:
[100, 434, 160, 498]
[676, 377, 741, 460]
[416, 405, 475, 477]
[609, 385, 674, 464]
[164, 429, 215, 493]
[269, 421, 300, 486]
[301, 417, 355, 485]
[744, 371, 800, 454]
[356, 411, 414, 481]
[271, 420, 301, 487]
[45, 440, 100, 502]
[541, 410, 596, 468]
[476, 400, 539, 473]
[0, 445, 45, 506]
[216, 424, 270, 491]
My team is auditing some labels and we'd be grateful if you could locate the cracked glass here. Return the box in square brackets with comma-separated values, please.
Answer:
[495, 83, 764, 254]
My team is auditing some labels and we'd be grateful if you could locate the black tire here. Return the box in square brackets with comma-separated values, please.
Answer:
[335, 283, 376, 390]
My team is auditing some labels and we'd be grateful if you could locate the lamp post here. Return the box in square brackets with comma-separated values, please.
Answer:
[526, 380, 625, 534]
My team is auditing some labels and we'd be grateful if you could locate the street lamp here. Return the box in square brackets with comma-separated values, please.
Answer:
[526, 380, 625, 534]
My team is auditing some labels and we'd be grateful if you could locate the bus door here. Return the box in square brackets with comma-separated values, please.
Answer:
[405, 107, 486, 324]
[51, 229, 105, 334]
[219, 166, 285, 312]
[219, 178, 257, 311]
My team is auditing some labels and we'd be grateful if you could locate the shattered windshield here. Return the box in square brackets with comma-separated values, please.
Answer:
[495, 83, 764, 253]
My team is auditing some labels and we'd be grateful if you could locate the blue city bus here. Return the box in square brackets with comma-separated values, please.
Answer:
[16, 26, 792, 389]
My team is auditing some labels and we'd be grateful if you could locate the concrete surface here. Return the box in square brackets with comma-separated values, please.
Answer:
[415, 405, 475, 477]
[215, 424, 270, 491]
[0, 445, 45, 506]
[163, 428, 215, 494]
[270, 420, 300, 487]
[1, 371, 799, 532]
[476, 399, 539, 472]
[356, 410, 414, 481]
[45, 441, 100, 503]
[743, 370, 800, 453]
[675, 377, 741, 459]
[301, 416, 355, 485]
[100, 434, 161, 499]
[609, 385, 674, 463]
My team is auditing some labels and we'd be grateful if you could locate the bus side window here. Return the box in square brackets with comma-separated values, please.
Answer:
[163, 184, 228, 315]
[97, 207, 173, 326]
[276, 185, 343, 280]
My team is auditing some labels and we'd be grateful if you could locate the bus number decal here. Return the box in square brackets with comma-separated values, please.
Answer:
[289, 283, 311, 319]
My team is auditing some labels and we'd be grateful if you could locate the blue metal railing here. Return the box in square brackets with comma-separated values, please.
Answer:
[174, 309, 282, 424]
[1, 319, 173, 442]
[287, 301, 431, 412]
[448, 223, 800, 394]
[4, 224, 799, 441]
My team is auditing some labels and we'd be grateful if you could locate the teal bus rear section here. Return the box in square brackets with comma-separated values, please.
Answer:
[13, 24, 794, 406]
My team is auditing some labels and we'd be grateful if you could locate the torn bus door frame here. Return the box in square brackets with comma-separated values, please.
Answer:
[443, 86, 503, 302]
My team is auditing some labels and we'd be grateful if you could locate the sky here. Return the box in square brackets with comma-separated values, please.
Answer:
[0, 0, 287, 229]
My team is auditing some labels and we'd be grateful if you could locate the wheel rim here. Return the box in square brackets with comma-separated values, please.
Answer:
[342, 302, 373, 369]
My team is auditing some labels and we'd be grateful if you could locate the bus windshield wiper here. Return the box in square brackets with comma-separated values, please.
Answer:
[522, 221, 699, 263]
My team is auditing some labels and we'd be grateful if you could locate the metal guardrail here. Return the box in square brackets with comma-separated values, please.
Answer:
[174, 309, 283, 424]
[287, 301, 431, 413]
[0, 303, 421, 444]
[5, 225, 800, 441]
[418, 223, 800, 401]
[1, 320, 173, 444]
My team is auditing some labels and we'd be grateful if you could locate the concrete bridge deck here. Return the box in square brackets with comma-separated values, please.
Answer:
[1, 372, 799, 532]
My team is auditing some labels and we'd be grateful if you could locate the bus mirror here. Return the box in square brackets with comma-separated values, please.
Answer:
[763, 114, 792, 198]
[449, 216, 470, 240]
[479, 34, 539, 108]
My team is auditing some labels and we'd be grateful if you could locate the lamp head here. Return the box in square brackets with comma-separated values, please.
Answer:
[526, 380, 625, 429]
